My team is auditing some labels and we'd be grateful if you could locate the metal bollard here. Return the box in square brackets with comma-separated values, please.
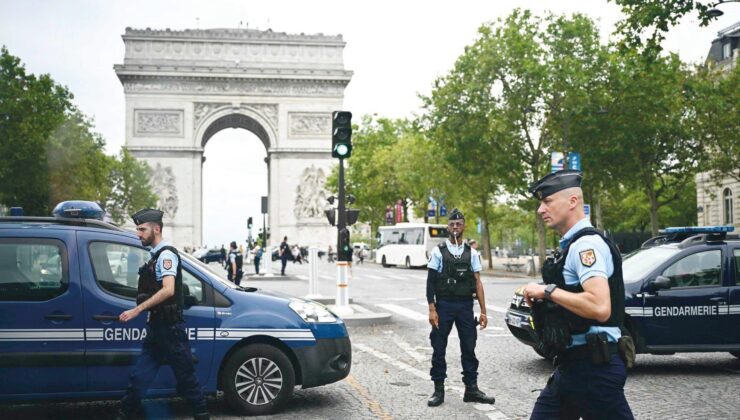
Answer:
[306, 247, 321, 299]
[263, 246, 274, 277]
[333, 261, 354, 316]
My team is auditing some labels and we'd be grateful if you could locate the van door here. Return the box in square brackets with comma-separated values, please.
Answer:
[77, 232, 215, 393]
[729, 247, 740, 345]
[642, 248, 730, 347]
[0, 233, 86, 395]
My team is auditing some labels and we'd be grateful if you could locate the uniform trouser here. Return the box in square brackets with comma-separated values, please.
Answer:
[121, 321, 208, 416]
[531, 354, 634, 420]
[280, 257, 288, 274]
[429, 299, 479, 386]
[254, 258, 260, 274]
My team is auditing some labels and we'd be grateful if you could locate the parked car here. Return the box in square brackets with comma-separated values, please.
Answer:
[196, 248, 222, 264]
[0, 202, 351, 415]
[505, 226, 740, 362]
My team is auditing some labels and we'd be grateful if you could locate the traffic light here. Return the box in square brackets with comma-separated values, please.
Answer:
[324, 208, 337, 226]
[331, 111, 352, 158]
[338, 228, 352, 261]
[346, 208, 360, 225]
[247, 217, 253, 229]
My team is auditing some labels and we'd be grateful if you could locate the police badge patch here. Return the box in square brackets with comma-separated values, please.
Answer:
[163, 259, 172, 270]
[579, 249, 596, 267]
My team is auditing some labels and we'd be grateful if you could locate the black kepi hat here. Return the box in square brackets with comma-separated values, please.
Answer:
[528, 170, 583, 200]
[448, 208, 465, 221]
[131, 208, 164, 225]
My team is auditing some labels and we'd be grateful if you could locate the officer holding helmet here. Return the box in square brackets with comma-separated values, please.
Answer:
[116, 208, 209, 420]
[523, 170, 633, 419]
[426, 209, 496, 407]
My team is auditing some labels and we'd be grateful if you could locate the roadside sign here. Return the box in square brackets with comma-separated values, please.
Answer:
[584, 204, 591, 221]
[551, 152, 564, 173]
[568, 152, 581, 171]
[440, 205, 447, 217]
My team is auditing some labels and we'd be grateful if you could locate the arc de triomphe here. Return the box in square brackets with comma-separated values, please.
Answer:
[114, 27, 352, 249]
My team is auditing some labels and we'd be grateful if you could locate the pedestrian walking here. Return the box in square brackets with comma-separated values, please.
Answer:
[226, 241, 244, 286]
[291, 245, 302, 264]
[116, 208, 209, 420]
[523, 170, 633, 419]
[219, 244, 226, 267]
[426, 209, 496, 407]
[251, 244, 263, 275]
[327, 245, 335, 263]
[279, 236, 290, 275]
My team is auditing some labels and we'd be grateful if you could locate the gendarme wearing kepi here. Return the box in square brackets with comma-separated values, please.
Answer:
[116, 207, 210, 420]
[522, 169, 634, 419]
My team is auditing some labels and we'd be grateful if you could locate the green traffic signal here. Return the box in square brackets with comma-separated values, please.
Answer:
[332, 111, 352, 159]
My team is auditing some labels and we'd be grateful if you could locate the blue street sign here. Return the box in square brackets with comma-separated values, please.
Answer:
[428, 198, 436, 217]
[567, 152, 581, 171]
[428, 208, 436, 217]
[551, 152, 564, 173]
[584, 204, 591, 221]
[440, 205, 447, 217]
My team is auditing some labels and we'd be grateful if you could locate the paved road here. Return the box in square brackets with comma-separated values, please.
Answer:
[5, 260, 740, 419]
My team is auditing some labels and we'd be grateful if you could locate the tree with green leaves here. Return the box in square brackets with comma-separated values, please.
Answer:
[0, 46, 72, 215]
[105, 149, 158, 225]
[424, 10, 612, 268]
[610, 0, 719, 53]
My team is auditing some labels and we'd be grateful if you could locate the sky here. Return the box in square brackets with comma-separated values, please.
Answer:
[1, 0, 737, 247]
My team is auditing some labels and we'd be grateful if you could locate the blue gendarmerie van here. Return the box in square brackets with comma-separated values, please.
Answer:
[505, 226, 740, 362]
[0, 202, 351, 415]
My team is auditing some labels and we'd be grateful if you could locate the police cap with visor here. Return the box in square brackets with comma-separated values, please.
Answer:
[528, 170, 583, 200]
[448, 208, 465, 221]
[131, 208, 164, 225]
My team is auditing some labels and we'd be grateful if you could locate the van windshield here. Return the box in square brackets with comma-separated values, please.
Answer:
[181, 252, 238, 289]
[622, 246, 680, 283]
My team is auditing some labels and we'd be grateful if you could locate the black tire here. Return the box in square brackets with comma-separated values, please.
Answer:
[730, 351, 740, 359]
[533, 347, 554, 361]
[222, 344, 295, 416]
[405, 256, 411, 269]
[381, 256, 389, 268]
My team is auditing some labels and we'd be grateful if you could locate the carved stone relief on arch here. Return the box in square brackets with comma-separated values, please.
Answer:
[151, 163, 179, 219]
[294, 165, 329, 220]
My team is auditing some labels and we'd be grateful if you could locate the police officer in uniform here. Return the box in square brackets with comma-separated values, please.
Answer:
[523, 170, 633, 419]
[117, 209, 209, 420]
[426, 209, 496, 407]
[227, 241, 243, 285]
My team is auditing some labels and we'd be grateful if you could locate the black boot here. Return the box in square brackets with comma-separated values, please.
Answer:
[427, 381, 445, 407]
[463, 384, 495, 404]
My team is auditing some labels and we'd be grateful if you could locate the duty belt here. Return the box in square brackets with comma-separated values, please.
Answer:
[555, 343, 619, 366]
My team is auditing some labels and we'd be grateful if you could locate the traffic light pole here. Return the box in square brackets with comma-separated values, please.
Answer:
[334, 157, 353, 316]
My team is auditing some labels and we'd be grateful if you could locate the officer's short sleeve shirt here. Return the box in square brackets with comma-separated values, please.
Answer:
[150, 242, 178, 282]
[427, 240, 482, 273]
[560, 218, 620, 345]
[229, 252, 236, 264]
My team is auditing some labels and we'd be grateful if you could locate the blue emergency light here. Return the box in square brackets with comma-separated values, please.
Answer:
[662, 226, 735, 234]
[52, 201, 105, 220]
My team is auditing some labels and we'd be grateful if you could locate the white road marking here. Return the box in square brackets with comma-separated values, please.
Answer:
[363, 274, 385, 280]
[486, 305, 509, 314]
[377, 303, 427, 321]
[354, 343, 509, 420]
[385, 274, 409, 280]
[296, 275, 308, 280]
[387, 297, 417, 301]
[390, 333, 427, 363]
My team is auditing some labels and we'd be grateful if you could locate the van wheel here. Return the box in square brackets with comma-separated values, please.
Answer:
[381, 256, 389, 268]
[533, 347, 554, 361]
[731, 351, 740, 359]
[405, 257, 411, 269]
[222, 344, 295, 416]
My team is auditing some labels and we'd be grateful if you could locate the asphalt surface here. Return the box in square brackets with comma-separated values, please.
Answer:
[4, 259, 739, 419]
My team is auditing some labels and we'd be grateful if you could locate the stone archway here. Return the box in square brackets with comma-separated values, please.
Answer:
[115, 27, 352, 248]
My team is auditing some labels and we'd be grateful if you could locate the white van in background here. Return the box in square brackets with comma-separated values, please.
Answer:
[375, 223, 448, 268]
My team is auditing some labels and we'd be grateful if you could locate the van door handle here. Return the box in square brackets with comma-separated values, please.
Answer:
[45, 314, 73, 320]
[92, 315, 120, 321]
[709, 297, 726, 303]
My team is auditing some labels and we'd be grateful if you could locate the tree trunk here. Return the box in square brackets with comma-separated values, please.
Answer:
[536, 210, 546, 270]
[593, 191, 604, 230]
[646, 181, 660, 236]
[480, 196, 493, 270]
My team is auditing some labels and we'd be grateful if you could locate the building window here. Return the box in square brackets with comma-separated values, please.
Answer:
[724, 188, 734, 225]
[723, 42, 732, 60]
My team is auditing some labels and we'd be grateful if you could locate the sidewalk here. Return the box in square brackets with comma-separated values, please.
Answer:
[479, 255, 539, 279]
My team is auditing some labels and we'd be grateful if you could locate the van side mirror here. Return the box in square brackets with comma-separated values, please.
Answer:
[646, 275, 671, 292]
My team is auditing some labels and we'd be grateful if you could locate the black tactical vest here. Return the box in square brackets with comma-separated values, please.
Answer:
[435, 242, 477, 300]
[228, 250, 243, 271]
[137, 245, 184, 323]
[541, 227, 625, 333]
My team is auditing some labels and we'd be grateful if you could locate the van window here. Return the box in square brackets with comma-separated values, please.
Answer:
[661, 250, 722, 288]
[0, 239, 68, 301]
[89, 242, 206, 305]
